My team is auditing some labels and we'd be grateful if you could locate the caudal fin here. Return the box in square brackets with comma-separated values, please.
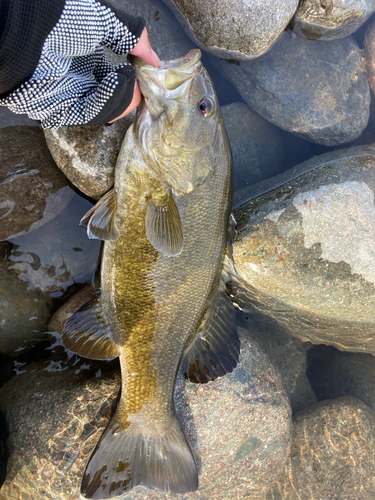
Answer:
[81, 413, 198, 499]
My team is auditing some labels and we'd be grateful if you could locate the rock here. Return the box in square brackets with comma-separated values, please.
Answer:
[0, 194, 101, 356]
[0, 126, 75, 241]
[216, 32, 370, 146]
[162, 0, 299, 61]
[0, 331, 292, 500]
[307, 345, 375, 410]
[236, 312, 316, 414]
[221, 103, 286, 204]
[294, 0, 375, 41]
[364, 19, 375, 95]
[233, 145, 375, 355]
[44, 118, 133, 200]
[267, 396, 375, 499]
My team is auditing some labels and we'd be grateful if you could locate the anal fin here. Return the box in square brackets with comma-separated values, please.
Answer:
[182, 268, 240, 384]
[80, 189, 120, 241]
[61, 291, 120, 360]
[81, 412, 197, 498]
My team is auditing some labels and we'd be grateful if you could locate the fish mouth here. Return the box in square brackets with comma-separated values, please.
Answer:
[131, 49, 202, 91]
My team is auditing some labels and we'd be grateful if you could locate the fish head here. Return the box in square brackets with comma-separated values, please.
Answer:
[132, 49, 222, 195]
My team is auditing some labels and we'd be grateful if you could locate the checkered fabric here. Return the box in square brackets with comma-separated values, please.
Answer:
[0, 0, 144, 127]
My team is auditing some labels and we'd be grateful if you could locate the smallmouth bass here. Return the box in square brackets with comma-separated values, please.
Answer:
[62, 49, 239, 499]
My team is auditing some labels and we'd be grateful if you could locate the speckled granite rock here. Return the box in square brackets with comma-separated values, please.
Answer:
[267, 397, 375, 499]
[162, 0, 299, 61]
[308, 345, 375, 410]
[233, 145, 375, 355]
[236, 312, 316, 414]
[294, 0, 375, 40]
[217, 32, 370, 146]
[364, 19, 375, 95]
[0, 331, 292, 500]
[0, 194, 100, 356]
[44, 118, 133, 200]
[0, 126, 75, 241]
[221, 103, 286, 203]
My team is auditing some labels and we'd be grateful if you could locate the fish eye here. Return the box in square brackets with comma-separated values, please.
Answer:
[198, 97, 214, 117]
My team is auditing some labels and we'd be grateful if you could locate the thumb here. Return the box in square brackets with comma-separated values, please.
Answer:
[129, 28, 161, 67]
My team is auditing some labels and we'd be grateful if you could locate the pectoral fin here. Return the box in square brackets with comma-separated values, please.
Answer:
[80, 189, 120, 241]
[146, 190, 183, 256]
[61, 291, 120, 360]
[181, 270, 240, 384]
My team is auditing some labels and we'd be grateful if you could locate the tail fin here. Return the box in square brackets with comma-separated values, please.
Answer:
[81, 412, 198, 499]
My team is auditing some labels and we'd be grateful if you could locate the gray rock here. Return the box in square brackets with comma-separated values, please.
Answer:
[308, 346, 375, 410]
[0, 331, 292, 500]
[364, 19, 375, 95]
[0, 126, 75, 241]
[162, 0, 299, 61]
[217, 32, 370, 146]
[233, 145, 375, 355]
[0, 194, 101, 356]
[267, 397, 375, 500]
[221, 103, 286, 204]
[294, 0, 375, 41]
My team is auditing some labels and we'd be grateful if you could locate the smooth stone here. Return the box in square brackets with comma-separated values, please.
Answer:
[294, 0, 375, 40]
[308, 345, 375, 410]
[236, 311, 316, 415]
[0, 195, 101, 356]
[221, 103, 286, 203]
[0, 331, 292, 499]
[233, 145, 375, 355]
[162, 0, 299, 61]
[44, 0, 195, 200]
[364, 19, 375, 95]
[0, 126, 75, 240]
[267, 396, 375, 499]
[216, 32, 370, 146]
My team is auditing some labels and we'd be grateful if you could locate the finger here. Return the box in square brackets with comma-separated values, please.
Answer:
[129, 28, 161, 67]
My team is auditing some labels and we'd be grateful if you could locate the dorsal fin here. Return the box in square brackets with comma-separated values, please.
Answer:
[146, 189, 183, 256]
[80, 189, 120, 241]
[61, 291, 120, 360]
[181, 268, 240, 384]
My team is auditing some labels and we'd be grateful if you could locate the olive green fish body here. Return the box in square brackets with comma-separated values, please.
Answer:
[62, 49, 239, 499]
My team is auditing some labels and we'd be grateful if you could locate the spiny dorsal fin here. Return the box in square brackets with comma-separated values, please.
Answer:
[62, 291, 120, 360]
[181, 271, 240, 384]
[80, 189, 120, 241]
[81, 412, 197, 498]
[146, 190, 183, 256]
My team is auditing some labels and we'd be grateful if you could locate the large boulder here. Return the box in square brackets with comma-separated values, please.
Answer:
[233, 145, 375, 355]
[216, 32, 370, 146]
[162, 0, 299, 60]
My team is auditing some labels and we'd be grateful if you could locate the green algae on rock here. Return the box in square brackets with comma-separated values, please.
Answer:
[233, 145, 375, 355]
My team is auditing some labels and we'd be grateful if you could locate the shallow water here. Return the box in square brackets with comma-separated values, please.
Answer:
[1, 0, 375, 497]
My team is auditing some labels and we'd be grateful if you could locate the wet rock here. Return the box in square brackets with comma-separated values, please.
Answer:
[162, 0, 299, 61]
[364, 19, 375, 95]
[44, 118, 133, 200]
[267, 397, 375, 499]
[221, 103, 286, 204]
[217, 32, 370, 146]
[0, 195, 101, 356]
[0, 331, 291, 500]
[0, 126, 75, 241]
[308, 345, 375, 410]
[294, 0, 375, 41]
[233, 145, 375, 355]
[236, 312, 316, 414]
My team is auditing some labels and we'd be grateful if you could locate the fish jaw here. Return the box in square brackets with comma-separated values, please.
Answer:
[131, 49, 223, 195]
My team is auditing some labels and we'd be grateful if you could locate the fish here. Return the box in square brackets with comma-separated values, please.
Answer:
[61, 48, 240, 499]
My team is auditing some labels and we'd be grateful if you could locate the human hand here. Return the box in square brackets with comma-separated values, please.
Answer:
[109, 28, 160, 123]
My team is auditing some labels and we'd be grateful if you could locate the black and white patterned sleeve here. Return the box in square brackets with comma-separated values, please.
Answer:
[1, 0, 145, 128]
